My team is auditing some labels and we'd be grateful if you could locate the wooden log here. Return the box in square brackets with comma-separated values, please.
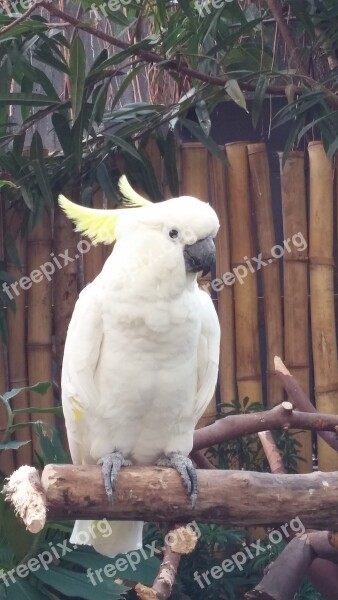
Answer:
[279, 150, 312, 472]
[12, 464, 337, 529]
[308, 141, 338, 471]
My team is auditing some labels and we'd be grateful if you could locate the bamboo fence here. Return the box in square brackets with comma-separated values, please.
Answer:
[279, 150, 313, 472]
[0, 140, 337, 476]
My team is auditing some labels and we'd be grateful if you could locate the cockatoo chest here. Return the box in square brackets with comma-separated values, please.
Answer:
[88, 288, 201, 463]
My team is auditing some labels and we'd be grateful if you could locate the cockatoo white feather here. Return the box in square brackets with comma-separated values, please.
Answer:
[60, 179, 220, 557]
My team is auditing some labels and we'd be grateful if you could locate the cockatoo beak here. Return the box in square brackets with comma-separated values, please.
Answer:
[183, 235, 216, 276]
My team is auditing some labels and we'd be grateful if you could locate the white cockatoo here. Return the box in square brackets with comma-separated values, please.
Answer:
[59, 177, 220, 558]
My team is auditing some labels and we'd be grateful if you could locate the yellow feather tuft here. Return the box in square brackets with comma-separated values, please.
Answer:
[58, 177, 151, 245]
[58, 194, 122, 245]
[118, 175, 152, 207]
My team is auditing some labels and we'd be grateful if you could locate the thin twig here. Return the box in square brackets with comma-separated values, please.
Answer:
[0, 2, 39, 35]
[265, 0, 308, 76]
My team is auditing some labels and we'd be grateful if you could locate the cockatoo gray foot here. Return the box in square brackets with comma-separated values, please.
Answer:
[156, 452, 198, 507]
[98, 451, 132, 502]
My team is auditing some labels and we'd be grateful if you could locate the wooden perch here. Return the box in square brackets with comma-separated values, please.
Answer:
[257, 428, 338, 600]
[245, 532, 338, 600]
[193, 400, 338, 451]
[274, 356, 338, 453]
[5, 464, 338, 532]
[3, 465, 46, 533]
[135, 525, 197, 600]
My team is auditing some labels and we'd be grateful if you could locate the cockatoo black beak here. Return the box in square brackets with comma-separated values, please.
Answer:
[183, 235, 216, 276]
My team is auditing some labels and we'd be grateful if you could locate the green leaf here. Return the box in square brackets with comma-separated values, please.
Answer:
[20, 76, 33, 122]
[0, 180, 17, 189]
[12, 405, 63, 416]
[61, 546, 161, 586]
[111, 65, 145, 112]
[225, 79, 248, 112]
[13, 132, 26, 157]
[0, 20, 47, 41]
[30, 132, 54, 207]
[0, 440, 30, 450]
[34, 565, 126, 600]
[252, 75, 268, 128]
[30, 131, 44, 160]
[88, 48, 108, 74]
[69, 36, 86, 121]
[5, 580, 47, 600]
[0, 94, 58, 107]
[96, 163, 119, 205]
[33, 422, 70, 464]
[51, 113, 72, 156]
[35, 46, 70, 75]
[0, 56, 11, 130]
[90, 79, 111, 129]
[181, 119, 228, 164]
[327, 135, 338, 159]
[2, 381, 50, 402]
[105, 134, 144, 162]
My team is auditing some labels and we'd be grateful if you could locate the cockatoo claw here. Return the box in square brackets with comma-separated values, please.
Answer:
[98, 451, 132, 503]
[156, 452, 198, 508]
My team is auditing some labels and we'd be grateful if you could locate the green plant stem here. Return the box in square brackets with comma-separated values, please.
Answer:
[0, 396, 13, 446]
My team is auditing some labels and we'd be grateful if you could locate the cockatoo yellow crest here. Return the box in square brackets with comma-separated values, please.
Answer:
[58, 175, 151, 245]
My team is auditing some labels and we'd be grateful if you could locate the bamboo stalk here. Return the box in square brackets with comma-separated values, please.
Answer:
[53, 187, 79, 394]
[225, 142, 262, 406]
[180, 143, 216, 428]
[308, 141, 338, 471]
[27, 210, 54, 456]
[0, 198, 14, 475]
[82, 189, 106, 285]
[209, 153, 236, 406]
[279, 151, 313, 472]
[5, 206, 32, 467]
[247, 143, 284, 405]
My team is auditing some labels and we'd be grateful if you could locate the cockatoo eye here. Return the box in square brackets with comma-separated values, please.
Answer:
[168, 228, 180, 240]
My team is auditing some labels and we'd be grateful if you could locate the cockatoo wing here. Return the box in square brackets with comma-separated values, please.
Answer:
[61, 284, 103, 465]
[194, 289, 220, 423]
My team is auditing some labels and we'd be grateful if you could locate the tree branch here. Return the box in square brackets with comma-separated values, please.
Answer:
[0, 2, 39, 35]
[257, 425, 338, 600]
[193, 400, 338, 451]
[135, 525, 197, 600]
[37, 0, 286, 95]
[245, 532, 338, 600]
[258, 431, 285, 473]
[5, 464, 338, 531]
[265, 0, 308, 77]
[274, 356, 338, 453]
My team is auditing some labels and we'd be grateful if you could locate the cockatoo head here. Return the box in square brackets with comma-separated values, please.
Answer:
[59, 177, 219, 285]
